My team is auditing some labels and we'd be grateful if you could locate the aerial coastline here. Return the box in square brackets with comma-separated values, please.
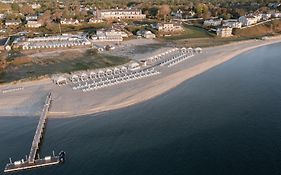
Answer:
[1, 36, 281, 118]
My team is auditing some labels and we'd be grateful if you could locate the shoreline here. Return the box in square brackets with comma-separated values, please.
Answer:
[1, 37, 281, 118]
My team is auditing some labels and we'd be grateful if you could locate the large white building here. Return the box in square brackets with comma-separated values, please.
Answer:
[31, 3, 41, 9]
[272, 12, 281, 18]
[156, 22, 183, 33]
[239, 16, 259, 26]
[223, 20, 242, 29]
[60, 18, 80, 25]
[5, 20, 21, 26]
[171, 9, 183, 19]
[25, 15, 38, 21]
[94, 29, 128, 41]
[262, 13, 272, 20]
[88, 18, 103, 23]
[216, 27, 233, 37]
[0, 0, 14, 3]
[137, 30, 156, 39]
[96, 9, 146, 20]
[203, 19, 222, 27]
[26, 20, 42, 28]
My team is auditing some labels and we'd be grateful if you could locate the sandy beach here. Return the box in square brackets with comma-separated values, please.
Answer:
[1, 37, 281, 118]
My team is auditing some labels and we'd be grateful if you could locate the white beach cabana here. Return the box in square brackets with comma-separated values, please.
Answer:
[71, 74, 80, 83]
[106, 69, 113, 76]
[128, 62, 140, 71]
[54, 76, 68, 85]
[120, 66, 127, 73]
[187, 47, 193, 53]
[181, 47, 187, 53]
[80, 73, 89, 82]
[90, 72, 96, 80]
[98, 70, 105, 78]
[113, 67, 120, 75]
[195, 47, 202, 53]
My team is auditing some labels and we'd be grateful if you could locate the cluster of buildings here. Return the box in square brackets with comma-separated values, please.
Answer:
[203, 11, 281, 37]
[3, 14, 43, 28]
[171, 9, 196, 19]
[4, 20, 21, 26]
[60, 18, 80, 25]
[1, 5, 185, 41]
[12, 34, 91, 50]
[238, 12, 281, 26]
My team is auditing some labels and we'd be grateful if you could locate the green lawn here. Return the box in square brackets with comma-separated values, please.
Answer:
[164, 25, 214, 41]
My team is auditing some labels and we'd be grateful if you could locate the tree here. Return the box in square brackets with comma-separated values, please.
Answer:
[221, 13, 231, 20]
[259, 6, 269, 13]
[38, 10, 52, 25]
[159, 4, 171, 21]
[202, 11, 211, 19]
[20, 4, 34, 15]
[195, 3, 204, 16]
[46, 22, 58, 33]
[52, 9, 63, 21]
[0, 3, 11, 12]
[195, 3, 208, 18]
[11, 3, 20, 12]
[234, 8, 246, 17]
[148, 7, 159, 18]
[62, 8, 71, 19]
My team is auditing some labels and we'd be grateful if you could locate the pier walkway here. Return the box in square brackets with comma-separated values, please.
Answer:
[28, 92, 52, 163]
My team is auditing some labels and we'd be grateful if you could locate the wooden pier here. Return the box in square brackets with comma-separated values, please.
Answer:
[4, 93, 65, 173]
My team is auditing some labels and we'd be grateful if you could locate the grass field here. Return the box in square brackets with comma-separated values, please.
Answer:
[176, 37, 255, 48]
[163, 24, 214, 41]
[0, 50, 130, 83]
[233, 19, 281, 37]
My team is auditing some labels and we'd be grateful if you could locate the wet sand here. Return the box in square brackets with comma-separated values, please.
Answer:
[0, 37, 281, 118]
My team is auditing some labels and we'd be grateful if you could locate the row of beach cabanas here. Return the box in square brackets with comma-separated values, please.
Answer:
[70, 66, 128, 84]
[160, 52, 194, 67]
[22, 38, 91, 50]
[26, 35, 81, 42]
[71, 68, 160, 92]
[167, 54, 194, 67]
[146, 47, 202, 66]
[147, 48, 179, 63]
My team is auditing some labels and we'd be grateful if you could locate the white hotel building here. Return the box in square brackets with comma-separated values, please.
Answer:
[96, 9, 146, 20]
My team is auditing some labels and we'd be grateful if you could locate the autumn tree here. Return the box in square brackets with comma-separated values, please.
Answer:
[38, 10, 52, 26]
[159, 4, 171, 21]
[0, 3, 11, 12]
[52, 9, 63, 21]
[62, 8, 71, 19]
[195, 3, 209, 18]
[11, 3, 20, 12]
[20, 4, 34, 15]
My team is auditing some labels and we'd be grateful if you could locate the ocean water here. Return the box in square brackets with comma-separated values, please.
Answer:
[1, 43, 281, 175]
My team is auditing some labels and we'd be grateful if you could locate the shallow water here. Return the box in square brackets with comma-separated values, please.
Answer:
[1, 43, 281, 175]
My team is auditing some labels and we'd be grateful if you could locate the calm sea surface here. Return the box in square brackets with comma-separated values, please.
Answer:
[1, 43, 281, 175]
